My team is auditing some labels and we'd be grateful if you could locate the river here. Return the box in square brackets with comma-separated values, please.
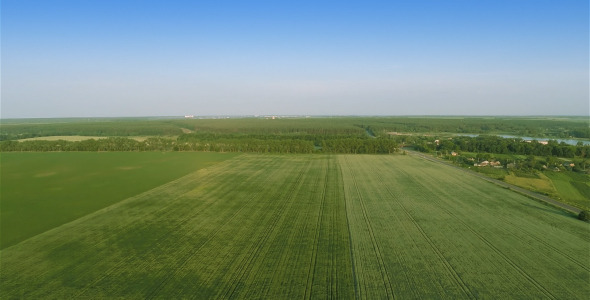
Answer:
[455, 134, 590, 146]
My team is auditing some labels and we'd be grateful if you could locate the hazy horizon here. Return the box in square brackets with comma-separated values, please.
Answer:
[2, 0, 589, 118]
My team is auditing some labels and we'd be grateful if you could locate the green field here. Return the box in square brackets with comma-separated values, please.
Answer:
[0, 152, 238, 248]
[1, 154, 588, 298]
[545, 171, 590, 210]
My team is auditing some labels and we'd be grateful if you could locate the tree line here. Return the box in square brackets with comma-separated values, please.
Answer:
[411, 135, 589, 158]
[0, 136, 399, 154]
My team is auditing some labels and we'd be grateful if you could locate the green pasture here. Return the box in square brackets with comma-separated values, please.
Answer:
[0, 152, 238, 248]
[546, 171, 590, 210]
[1, 154, 588, 298]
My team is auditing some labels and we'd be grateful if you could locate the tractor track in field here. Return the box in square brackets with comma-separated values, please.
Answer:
[223, 163, 308, 299]
[75, 159, 264, 298]
[210, 158, 302, 298]
[352, 159, 421, 298]
[401, 156, 589, 275]
[383, 169, 476, 299]
[259, 161, 312, 298]
[4, 154, 588, 299]
[368, 163, 453, 299]
[304, 159, 328, 299]
[144, 182, 264, 299]
[407, 150, 582, 215]
[442, 205, 557, 299]
[52, 169, 234, 297]
[400, 164, 558, 300]
[6, 169, 213, 274]
[339, 162, 361, 300]
[151, 157, 284, 298]
[496, 215, 590, 273]
[342, 156, 396, 299]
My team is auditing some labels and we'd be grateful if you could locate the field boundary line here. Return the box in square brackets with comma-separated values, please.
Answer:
[1, 157, 244, 252]
[73, 159, 255, 297]
[145, 158, 274, 298]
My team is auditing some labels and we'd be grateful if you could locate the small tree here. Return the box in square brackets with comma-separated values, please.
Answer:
[578, 210, 589, 221]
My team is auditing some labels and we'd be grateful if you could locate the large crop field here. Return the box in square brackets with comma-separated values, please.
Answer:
[0, 152, 238, 248]
[1, 154, 589, 298]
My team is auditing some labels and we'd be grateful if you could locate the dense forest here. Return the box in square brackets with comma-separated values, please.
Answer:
[1, 116, 588, 141]
[0, 136, 398, 154]
[0, 117, 587, 157]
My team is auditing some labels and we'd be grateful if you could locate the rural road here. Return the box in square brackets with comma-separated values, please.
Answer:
[406, 150, 583, 215]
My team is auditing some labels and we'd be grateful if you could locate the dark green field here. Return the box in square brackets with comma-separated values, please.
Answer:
[0, 152, 238, 248]
[1, 154, 588, 298]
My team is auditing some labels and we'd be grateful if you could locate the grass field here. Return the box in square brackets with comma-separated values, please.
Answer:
[1, 154, 588, 298]
[545, 171, 590, 211]
[0, 152, 238, 248]
[503, 172, 557, 196]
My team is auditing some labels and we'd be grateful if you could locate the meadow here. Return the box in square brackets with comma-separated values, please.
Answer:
[0, 152, 238, 248]
[1, 154, 588, 298]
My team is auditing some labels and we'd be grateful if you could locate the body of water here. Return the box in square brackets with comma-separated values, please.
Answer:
[455, 134, 590, 146]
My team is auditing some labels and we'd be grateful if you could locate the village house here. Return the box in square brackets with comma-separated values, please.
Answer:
[490, 161, 501, 167]
[475, 160, 489, 167]
[474, 160, 502, 167]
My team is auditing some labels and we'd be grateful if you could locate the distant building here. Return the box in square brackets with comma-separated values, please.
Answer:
[490, 161, 501, 167]
[475, 160, 501, 167]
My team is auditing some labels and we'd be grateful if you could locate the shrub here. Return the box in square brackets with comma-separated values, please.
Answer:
[578, 210, 589, 221]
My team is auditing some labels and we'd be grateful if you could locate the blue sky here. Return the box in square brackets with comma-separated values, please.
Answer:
[2, 0, 588, 117]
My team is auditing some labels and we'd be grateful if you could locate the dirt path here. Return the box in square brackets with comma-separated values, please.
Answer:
[406, 150, 582, 215]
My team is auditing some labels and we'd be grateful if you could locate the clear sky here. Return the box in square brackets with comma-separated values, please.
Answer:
[2, 0, 588, 118]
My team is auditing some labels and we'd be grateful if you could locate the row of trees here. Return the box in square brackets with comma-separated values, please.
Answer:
[0, 136, 399, 154]
[0, 138, 175, 152]
[173, 139, 315, 153]
[411, 135, 589, 158]
[445, 153, 588, 173]
[321, 138, 398, 154]
[0, 120, 184, 141]
[365, 118, 590, 138]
